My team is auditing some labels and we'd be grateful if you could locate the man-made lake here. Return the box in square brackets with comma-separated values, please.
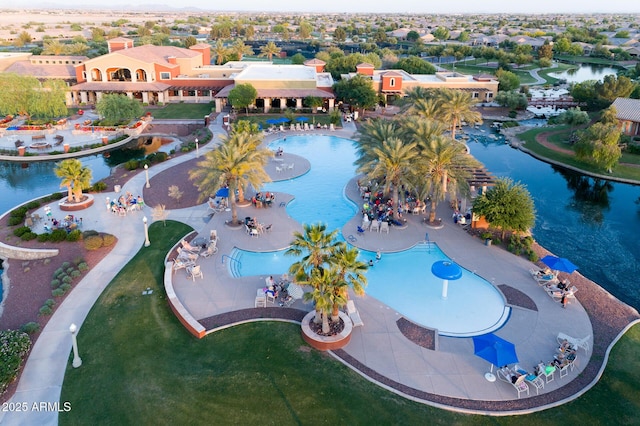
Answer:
[549, 63, 619, 83]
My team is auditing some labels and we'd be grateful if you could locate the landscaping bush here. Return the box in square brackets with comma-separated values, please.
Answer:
[8, 216, 23, 226]
[20, 322, 41, 335]
[102, 234, 116, 247]
[84, 235, 103, 250]
[54, 268, 64, 278]
[62, 276, 73, 284]
[60, 283, 72, 293]
[50, 229, 68, 242]
[50, 279, 61, 289]
[51, 288, 64, 297]
[66, 267, 75, 274]
[124, 159, 140, 171]
[44, 299, 55, 308]
[39, 305, 53, 316]
[91, 181, 107, 192]
[77, 262, 89, 271]
[61, 262, 71, 269]
[37, 233, 51, 242]
[20, 232, 37, 241]
[0, 330, 31, 395]
[70, 270, 81, 279]
[66, 229, 82, 242]
[26, 200, 41, 210]
[73, 257, 85, 265]
[10, 206, 28, 219]
[13, 226, 31, 237]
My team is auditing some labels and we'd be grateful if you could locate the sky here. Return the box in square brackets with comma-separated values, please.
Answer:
[7, 0, 640, 14]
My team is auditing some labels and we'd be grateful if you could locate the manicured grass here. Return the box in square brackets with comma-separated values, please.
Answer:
[145, 103, 215, 119]
[59, 220, 640, 425]
[518, 127, 640, 181]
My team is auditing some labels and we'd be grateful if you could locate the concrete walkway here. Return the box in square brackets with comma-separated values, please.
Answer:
[0, 115, 595, 423]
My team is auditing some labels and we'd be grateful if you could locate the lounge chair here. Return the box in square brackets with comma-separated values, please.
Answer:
[369, 221, 379, 232]
[557, 332, 591, 353]
[177, 247, 198, 261]
[512, 375, 530, 398]
[380, 221, 389, 234]
[173, 258, 195, 271]
[200, 243, 218, 258]
[181, 239, 202, 253]
[346, 300, 364, 327]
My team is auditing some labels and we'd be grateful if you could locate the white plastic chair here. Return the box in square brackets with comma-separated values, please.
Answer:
[512, 375, 529, 398]
[186, 265, 203, 281]
[380, 221, 389, 234]
[369, 221, 379, 232]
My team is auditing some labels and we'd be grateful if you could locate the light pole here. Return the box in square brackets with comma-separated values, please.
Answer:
[143, 216, 150, 247]
[144, 164, 150, 188]
[195, 138, 199, 158]
[69, 323, 82, 368]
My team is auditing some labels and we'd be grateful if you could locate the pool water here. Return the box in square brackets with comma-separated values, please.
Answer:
[230, 135, 509, 337]
[230, 242, 510, 337]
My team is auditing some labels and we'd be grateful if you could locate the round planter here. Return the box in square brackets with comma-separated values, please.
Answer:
[59, 194, 95, 211]
[301, 310, 352, 351]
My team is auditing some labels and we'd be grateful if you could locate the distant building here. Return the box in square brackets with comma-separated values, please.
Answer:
[612, 97, 640, 136]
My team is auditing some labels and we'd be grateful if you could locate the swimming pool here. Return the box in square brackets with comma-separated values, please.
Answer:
[229, 242, 509, 337]
[231, 135, 509, 336]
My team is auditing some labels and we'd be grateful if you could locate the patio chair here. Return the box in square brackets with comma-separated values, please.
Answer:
[380, 221, 390, 234]
[346, 300, 364, 327]
[177, 247, 198, 261]
[369, 221, 379, 232]
[186, 264, 203, 281]
[526, 374, 545, 395]
[557, 333, 590, 353]
[200, 243, 218, 258]
[173, 258, 195, 271]
[210, 229, 218, 243]
[181, 239, 202, 253]
[511, 375, 530, 398]
[537, 363, 555, 384]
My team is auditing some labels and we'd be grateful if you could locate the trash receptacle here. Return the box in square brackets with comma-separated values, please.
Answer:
[485, 238, 492, 247]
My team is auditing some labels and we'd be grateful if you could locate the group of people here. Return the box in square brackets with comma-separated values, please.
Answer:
[107, 192, 145, 215]
[44, 213, 82, 233]
[251, 191, 276, 208]
[263, 275, 293, 306]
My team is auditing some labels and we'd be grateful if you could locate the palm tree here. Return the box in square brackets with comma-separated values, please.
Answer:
[354, 118, 404, 169]
[212, 39, 230, 65]
[435, 89, 482, 140]
[189, 131, 271, 224]
[405, 98, 440, 120]
[54, 159, 92, 203]
[286, 223, 342, 325]
[42, 39, 66, 55]
[416, 135, 479, 223]
[403, 116, 448, 145]
[330, 244, 367, 321]
[231, 39, 253, 61]
[258, 41, 280, 62]
[357, 137, 419, 220]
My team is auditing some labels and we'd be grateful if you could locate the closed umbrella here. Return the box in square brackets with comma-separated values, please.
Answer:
[541, 255, 578, 274]
[287, 283, 304, 300]
[473, 333, 519, 381]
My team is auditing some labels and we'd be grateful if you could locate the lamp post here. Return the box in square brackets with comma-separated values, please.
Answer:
[195, 138, 199, 158]
[69, 323, 82, 368]
[144, 164, 150, 189]
[143, 216, 150, 247]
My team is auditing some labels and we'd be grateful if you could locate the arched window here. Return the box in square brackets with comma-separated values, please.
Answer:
[389, 78, 395, 87]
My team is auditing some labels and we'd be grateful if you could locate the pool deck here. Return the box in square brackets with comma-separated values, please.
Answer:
[2, 114, 639, 424]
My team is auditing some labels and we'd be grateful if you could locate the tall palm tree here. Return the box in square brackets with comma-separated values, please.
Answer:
[330, 244, 367, 321]
[54, 159, 92, 203]
[354, 118, 404, 169]
[405, 98, 440, 120]
[357, 137, 419, 220]
[416, 135, 479, 223]
[189, 131, 271, 224]
[231, 39, 254, 61]
[403, 116, 448, 145]
[212, 39, 230, 65]
[258, 41, 280, 62]
[435, 89, 482, 140]
[287, 223, 342, 325]
[300, 267, 336, 334]
[42, 39, 66, 55]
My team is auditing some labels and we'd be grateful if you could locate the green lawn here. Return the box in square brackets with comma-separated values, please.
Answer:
[518, 127, 640, 181]
[145, 103, 215, 119]
[59, 221, 640, 425]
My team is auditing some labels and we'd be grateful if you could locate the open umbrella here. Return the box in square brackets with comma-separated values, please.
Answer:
[215, 187, 229, 198]
[277, 117, 291, 123]
[541, 255, 578, 274]
[266, 118, 279, 125]
[296, 116, 309, 122]
[473, 333, 519, 381]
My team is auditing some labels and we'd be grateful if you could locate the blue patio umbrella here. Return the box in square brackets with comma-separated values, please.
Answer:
[215, 187, 229, 198]
[541, 255, 578, 274]
[296, 116, 309, 122]
[277, 117, 291, 123]
[473, 333, 519, 381]
[266, 118, 279, 125]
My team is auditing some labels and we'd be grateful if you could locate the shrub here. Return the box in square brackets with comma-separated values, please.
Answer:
[39, 305, 53, 316]
[13, 226, 31, 237]
[66, 267, 75, 274]
[61, 261, 71, 269]
[44, 299, 56, 308]
[84, 235, 103, 250]
[8, 216, 23, 226]
[50, 229, 68, 242]
[70, 270, 81, 278]
[52, 288, 64, 297]
[54, 268, 64, 278]
[20, 232, 37, 241]
[20, 322, 41, 335]
[50, 279, 61, 289]
[37, 233, 51, 242]
[60, 283, 71, 293]
[73, 257, 85, 265]
[91, 181, 107, 192]
[26, 200, 41, 210]
[77, 262, 89, 271]
[0, 330, 31, 394]
[66, 229, 82, 242]
[62, 276, 73, 284]
[102, 234, 116, 247]
[527, 249, 539, 262]
[10, 206, 28, 219]
[124, 159, 140, 170]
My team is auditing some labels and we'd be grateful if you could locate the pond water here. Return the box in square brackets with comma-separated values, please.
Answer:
[549, 63, 619, 83]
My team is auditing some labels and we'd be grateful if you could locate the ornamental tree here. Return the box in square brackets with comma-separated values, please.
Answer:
[96, 94, 143, 126]
[227, 83, 257, 115]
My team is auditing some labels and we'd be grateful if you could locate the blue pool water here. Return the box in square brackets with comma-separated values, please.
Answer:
[230, 135, 509, 336]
